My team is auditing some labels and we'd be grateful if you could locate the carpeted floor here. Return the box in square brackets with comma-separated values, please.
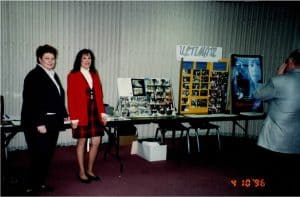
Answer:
[1, 136, 299, 196]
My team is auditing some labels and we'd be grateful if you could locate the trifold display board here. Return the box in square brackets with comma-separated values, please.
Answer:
[116, 78, 176, 117]
[178, 60, 229, 114]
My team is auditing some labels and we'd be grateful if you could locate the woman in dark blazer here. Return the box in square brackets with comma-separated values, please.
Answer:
[67, 49, 107, 183]
[21, 44, 68, 194]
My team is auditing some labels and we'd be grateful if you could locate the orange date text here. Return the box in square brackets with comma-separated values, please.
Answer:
[230, 178, 266, 188]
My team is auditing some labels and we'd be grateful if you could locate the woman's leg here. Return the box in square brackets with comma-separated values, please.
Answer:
[76, 138, 88, 179]
[86, 136, 101, 176]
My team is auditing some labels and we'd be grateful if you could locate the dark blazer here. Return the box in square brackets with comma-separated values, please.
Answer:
[21, 65, 68, 131]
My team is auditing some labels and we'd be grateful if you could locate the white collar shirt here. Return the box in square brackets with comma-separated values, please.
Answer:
[80, 67, 93, 89]
[38, 64, 61, 95]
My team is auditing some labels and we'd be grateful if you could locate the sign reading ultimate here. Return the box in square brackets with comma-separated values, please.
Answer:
[176, 45, 222, 62]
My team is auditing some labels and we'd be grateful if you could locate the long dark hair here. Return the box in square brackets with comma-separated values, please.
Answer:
[71, 49, 97, 73]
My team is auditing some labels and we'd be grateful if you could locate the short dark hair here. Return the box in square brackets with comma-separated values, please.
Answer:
[71, 49, 97, 73]
[288, 49, 300, 65]
[36, 44, 58, 64]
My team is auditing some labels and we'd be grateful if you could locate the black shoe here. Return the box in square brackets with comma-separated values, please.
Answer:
[78, 175, 91, 184]
[24, 187, 38, 196]
[86, 173, 101, 181]
[39, 184, 54, 192]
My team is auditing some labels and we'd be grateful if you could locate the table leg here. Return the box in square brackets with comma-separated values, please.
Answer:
[103, 126, 123, 175]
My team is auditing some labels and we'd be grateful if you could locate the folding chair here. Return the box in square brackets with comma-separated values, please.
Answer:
[188, 121, 221, 152]
[155, 121, 191, 154]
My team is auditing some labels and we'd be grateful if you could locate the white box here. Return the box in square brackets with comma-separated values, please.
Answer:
[131, 141, 167, 162]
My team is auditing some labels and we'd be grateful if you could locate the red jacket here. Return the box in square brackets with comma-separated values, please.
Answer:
[67, 71, 105, 126]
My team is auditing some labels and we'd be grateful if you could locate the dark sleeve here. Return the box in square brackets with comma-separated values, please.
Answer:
[22, 72, 46, 127]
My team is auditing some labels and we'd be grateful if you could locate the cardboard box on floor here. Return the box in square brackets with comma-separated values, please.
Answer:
[131, 140, 167, 162]
[117, 123, 137, 146]
[119, 135, 137, 146]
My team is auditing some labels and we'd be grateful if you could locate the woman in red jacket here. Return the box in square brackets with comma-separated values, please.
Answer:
[67, 49, 107, 183]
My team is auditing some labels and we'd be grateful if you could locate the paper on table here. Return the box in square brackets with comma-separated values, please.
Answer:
[11, 120, 21, 126]
[184, 113, 237, 118]
[240, 112, 264, 116]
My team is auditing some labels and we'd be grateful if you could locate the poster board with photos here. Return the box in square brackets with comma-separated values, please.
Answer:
[116, 78, 176, 117]
[178, 59, 229, 114]
[230, 54, 263, 114]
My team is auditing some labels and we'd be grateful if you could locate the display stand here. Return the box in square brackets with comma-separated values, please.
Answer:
[116, 78, 176, 117]
[178, 59, 229, 114]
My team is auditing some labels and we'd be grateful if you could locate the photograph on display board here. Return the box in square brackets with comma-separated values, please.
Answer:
[231, 54, 263, 113]
[117, 96, 150, 117]
[131, 78, 145, 96]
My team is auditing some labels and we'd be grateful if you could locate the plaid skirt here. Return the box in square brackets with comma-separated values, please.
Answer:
[72, 99, 105, 139]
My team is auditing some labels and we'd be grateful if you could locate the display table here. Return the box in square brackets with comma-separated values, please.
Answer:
[1, 113, 266, 153]
[1, 113, 266, 174]
[104, 113, 266, 157]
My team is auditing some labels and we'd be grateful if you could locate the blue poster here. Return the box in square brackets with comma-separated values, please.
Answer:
[231, 54, 263, 113]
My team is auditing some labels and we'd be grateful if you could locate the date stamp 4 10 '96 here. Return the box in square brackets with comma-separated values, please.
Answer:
[229, 177, 266, 189]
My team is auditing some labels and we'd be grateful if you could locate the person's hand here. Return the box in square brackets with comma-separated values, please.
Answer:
[71, 119, 79, 129]
[101, 113, 108, 126]
[277, 63, 288, 75]
[37, 125, 47, 134]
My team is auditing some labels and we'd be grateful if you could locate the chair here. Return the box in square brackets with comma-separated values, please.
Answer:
[188, 121, 221, 152]
[155, 121, 191, 154]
